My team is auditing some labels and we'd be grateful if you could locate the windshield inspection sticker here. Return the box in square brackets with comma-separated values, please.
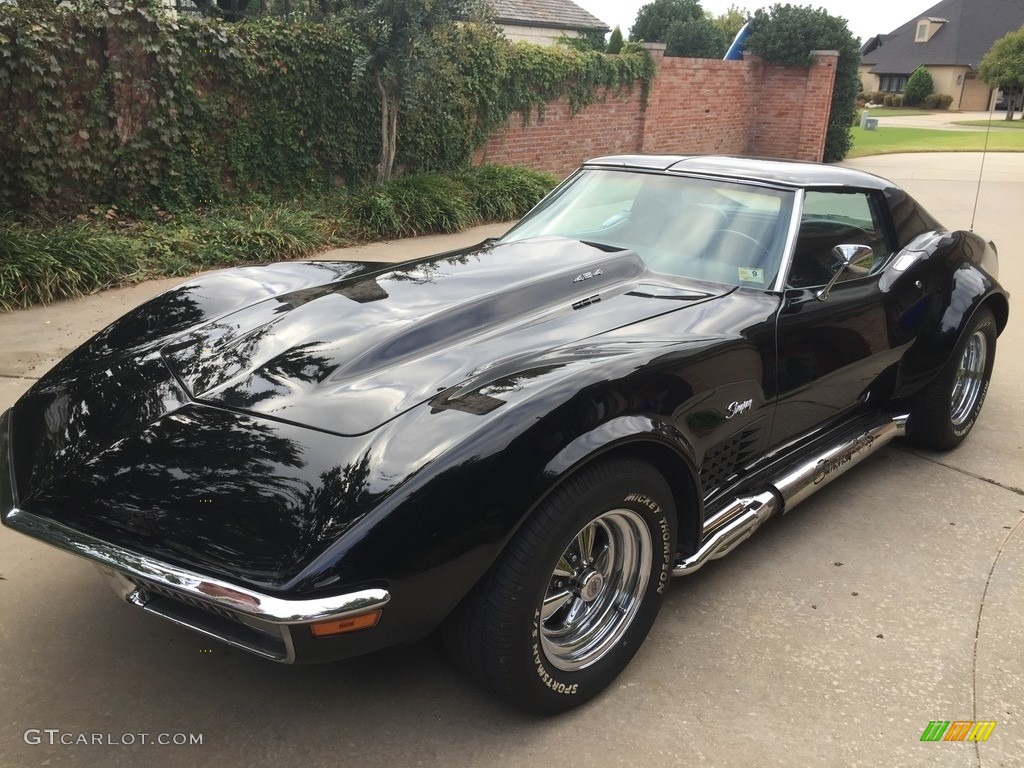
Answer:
[738, 267, 765, 283]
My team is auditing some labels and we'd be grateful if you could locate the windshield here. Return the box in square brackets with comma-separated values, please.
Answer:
[502, 169, 796, 289]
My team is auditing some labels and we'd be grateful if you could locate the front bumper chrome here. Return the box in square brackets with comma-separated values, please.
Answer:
[3, 507, 390, 662]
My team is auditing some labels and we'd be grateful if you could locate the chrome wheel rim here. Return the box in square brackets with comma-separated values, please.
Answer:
[539, 509, 652, 672]
[950, 331, 987, 426]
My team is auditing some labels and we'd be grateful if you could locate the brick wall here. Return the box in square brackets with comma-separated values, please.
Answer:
[476, 46, 839, 177]
[751, 50, 838, 161]
[477, 86, 647, 171]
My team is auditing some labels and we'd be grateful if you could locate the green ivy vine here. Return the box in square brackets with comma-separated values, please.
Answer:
[0, 1, 653, 216]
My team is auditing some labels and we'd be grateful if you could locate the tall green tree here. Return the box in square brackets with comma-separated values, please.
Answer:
[630, 0, 704, 43]
[666, 16, 727, 58]
[746, 4, 861, 162]
[345, 0, 468, 183]
[903, 66, 934, 106]
[979, 24, 1024, 120]
[630, 0, 726, 57]
[608, 25, 624, 54]
[713, 5, 748, 40]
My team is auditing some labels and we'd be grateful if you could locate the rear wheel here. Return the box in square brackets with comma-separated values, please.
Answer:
[907, 307, 996, 450]
[444, 456, 677, 714]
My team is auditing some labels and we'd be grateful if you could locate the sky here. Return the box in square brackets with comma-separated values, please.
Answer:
[574, 0, 939, 45]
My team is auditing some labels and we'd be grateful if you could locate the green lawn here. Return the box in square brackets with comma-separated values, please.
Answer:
[953, 118, 1024, 129]
[848, 126, 1024, 157]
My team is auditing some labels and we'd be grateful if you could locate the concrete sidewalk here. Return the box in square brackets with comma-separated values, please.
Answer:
[0, 156, 1021, 768]
[870, 109, 1023, 131]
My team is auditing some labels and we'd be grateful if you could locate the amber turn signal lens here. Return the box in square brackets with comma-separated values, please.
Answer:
[309, 610, 382, 638]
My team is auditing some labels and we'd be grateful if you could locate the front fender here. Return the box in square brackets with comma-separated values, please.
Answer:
[287, 351, 709, 632]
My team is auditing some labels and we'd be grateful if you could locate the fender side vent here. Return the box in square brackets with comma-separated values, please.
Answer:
[572, 295, 601, 310]
[700, 427, 761, 490]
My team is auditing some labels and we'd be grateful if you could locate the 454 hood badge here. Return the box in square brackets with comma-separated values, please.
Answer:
[573, 269, 603, 283]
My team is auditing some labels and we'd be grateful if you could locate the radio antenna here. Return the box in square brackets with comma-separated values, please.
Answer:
[970, 93, 997, 231]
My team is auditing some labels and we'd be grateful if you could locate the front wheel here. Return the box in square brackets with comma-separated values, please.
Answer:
[907, 306, 997, 450]
[444, 456, 677, 714]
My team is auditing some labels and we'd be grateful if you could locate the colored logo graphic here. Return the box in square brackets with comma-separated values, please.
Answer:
[920, 721, 997, 742]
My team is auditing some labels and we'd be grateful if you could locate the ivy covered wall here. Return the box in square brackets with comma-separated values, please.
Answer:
[0, 1, 654, 216]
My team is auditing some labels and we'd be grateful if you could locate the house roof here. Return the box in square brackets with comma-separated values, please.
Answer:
[862, 0, 1024, 74]
[490, 0, 610, 33]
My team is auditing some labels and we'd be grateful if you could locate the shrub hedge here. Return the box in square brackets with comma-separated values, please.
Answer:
[0, 165, 558, 311]
[904, 66, 935, 107]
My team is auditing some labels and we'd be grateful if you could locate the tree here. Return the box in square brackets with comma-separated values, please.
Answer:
[903, 66, 934, 106]
[979, 24, 1024, 121]
[713, 5, 748, 41]
[630, 0, 726, 58]
[746, 4, 861, 163]
[345, 0, 468, 183]
[666, 16, 727, 58]
[630, 0, 704, 43]
[608, 25, 624, 54]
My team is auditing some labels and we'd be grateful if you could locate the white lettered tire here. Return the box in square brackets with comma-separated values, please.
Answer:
[444, 456, 677, 714]
[907, 306, 996, 450]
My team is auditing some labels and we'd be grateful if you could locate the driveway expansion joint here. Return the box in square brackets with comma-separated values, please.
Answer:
[972, 514, 1024, 768]
[906, 448, 1024, 497]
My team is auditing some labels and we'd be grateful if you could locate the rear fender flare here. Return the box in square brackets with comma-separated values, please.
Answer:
[895, 261, 1006, 398]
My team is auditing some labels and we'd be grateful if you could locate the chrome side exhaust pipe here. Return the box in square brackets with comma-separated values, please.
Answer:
[771, 414, 908, 509]
[673, 491, 779, 575]
[674, 413, 909, 576]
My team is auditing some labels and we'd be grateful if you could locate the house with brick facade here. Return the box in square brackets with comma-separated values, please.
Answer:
[490, 0, 609, 46]
[859, 0, 1024, 110]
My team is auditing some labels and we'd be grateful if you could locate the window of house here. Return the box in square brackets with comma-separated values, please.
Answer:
[916, 22, 928, 41]
[880, 76, 908, 93]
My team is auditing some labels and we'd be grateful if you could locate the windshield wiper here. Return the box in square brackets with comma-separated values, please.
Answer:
[580, 240, 627, 253]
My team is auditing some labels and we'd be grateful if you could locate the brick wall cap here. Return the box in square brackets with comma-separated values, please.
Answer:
[640, 42, 668, 54]
[810, 50, 840, 57]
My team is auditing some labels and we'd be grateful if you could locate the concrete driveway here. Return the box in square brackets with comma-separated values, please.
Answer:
[0, 154, 1021, 768]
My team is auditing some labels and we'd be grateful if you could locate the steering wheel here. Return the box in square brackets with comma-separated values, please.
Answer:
[709, 229, 773, 270]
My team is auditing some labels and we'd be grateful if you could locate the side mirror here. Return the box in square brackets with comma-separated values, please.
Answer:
[816, 244, 874, 301]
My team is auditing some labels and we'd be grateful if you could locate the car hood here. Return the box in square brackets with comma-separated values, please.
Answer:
[159, 237, 730, 435]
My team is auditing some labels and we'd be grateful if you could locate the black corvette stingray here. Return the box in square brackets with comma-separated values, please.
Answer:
[1, 155, 1009, 713]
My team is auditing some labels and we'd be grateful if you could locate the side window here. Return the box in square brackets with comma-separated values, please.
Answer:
[787, 190, 890, 289]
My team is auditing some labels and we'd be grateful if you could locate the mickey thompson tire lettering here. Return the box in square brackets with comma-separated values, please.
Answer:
[657, 514, 671, 595]
[531, 617, 578, 695]
[443, 456, 678, 714]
